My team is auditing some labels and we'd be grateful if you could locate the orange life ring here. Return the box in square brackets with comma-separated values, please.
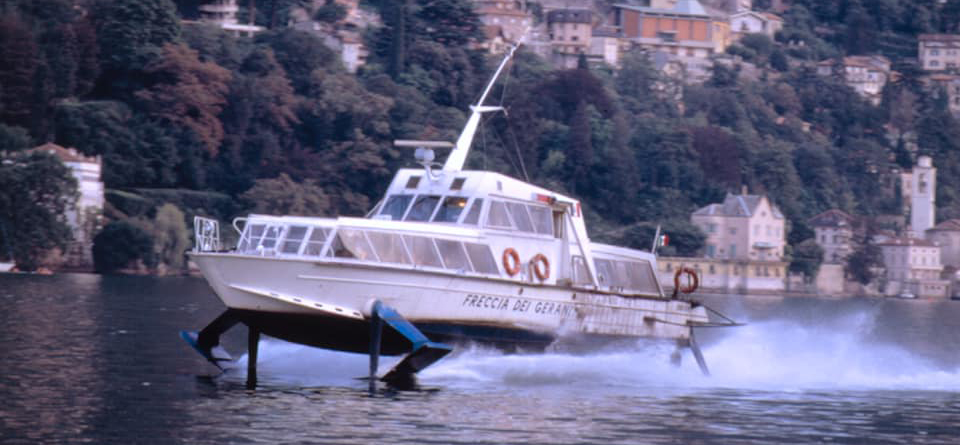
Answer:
[502, 248, 521, 276]
[531, 253, 550, 281]
[673, 267, 699, 294]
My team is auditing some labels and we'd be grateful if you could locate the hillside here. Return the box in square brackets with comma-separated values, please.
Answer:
[1, 0, 960, 275]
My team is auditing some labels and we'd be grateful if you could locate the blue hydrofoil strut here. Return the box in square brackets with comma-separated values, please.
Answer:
[368, 300, 454, 390]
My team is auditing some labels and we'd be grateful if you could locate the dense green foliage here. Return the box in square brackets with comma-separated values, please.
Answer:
[92, 220, 155, 273]
[3, 0, 960, 277]
[0, 151, 77, 270]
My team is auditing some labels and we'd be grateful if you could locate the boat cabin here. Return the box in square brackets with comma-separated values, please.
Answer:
[220, 166, 664, 298]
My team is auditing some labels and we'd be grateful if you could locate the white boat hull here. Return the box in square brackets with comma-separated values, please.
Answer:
[192, 252, 709, 352]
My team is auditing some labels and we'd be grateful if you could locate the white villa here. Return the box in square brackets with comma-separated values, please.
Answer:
[29, 143, 104, 269]
[657, 190, 788, 294]
[878, 237, 948, 298]
[691, 191, 786, 262]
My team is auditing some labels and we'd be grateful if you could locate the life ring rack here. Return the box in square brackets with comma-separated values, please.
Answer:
[502, 248, 521, 276]
[531, 253, 550, 282]
[673, 267, 699, 296]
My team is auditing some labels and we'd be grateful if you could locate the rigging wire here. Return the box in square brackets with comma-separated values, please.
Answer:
[491, 54, 530, 182]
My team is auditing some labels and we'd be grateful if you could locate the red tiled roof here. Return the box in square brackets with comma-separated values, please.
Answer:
[28, 142, 97, 163]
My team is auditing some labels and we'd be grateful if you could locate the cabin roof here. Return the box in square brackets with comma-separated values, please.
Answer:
[384, 168, 580, 206]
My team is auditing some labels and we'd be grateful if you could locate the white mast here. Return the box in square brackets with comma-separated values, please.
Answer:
[442, 42, 521, 171]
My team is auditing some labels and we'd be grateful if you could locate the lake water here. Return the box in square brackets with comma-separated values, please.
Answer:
[1, 273, 959, 444]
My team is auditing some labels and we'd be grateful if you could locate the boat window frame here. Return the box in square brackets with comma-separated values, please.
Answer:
[403, 234, 445, 269]
[462, 198, 484, 225]
[505, 201, 535, 232]
[303, 227, 331, 257]
[404, 194, 442, 222]
[464, 242, 498, 274]
[485, 200, 513, 229]
[434, 238, 473, 272]
[365, 231, 413, 265]
[279, 225, 309, 255]
[379, 194, 414, 221]
[432, 196, 470, 223]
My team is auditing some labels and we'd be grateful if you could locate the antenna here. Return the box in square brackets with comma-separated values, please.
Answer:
[394, 140, 454, 180]
[442, 40, 523, 171]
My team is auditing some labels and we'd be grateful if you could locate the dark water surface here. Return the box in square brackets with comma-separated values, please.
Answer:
[1, 273, 959, 444]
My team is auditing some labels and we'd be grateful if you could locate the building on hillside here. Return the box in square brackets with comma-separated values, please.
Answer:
[589, 27, 623, 67]
[809, 209, 857, 264]
[700, 0, 752, 14]
[878, 237, 948, 298]
[923, 73, 960, 116]
[691, 191, 786, 262]
[481, 25, 510, 54]
[610, 0, 732, 59]
[291, 0, 376, 73]
[27, 143, 104, 269]
[816, 55, 892, 105]
[474, 0, 532, 51]
[918, 34, 960, 72]
[899, 155, 937, 237]
[729, 10, 783, 40]
[198, 0, 263, 37]
[546, 9, 593, 68]
[926, 219, 960, 268]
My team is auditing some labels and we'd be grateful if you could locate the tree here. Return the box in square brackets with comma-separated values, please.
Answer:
[414, 0, 484, 47]
[614, 49, 663, 115]
[91, 0, 181, 77]
[0, 151, 77, 271]
[135, 43, 232, 155]
[240, 173, 332, 216]
[567, 100, 594, 194]
[845, 229, 883, 285]
[691, 126, 741, 189]
[255, 28, 338, 93]
[314, 0, 347, 23]
[770, 48, 789, 72]
[92, 220, 155, 273]
[0, 15, 39, 128]
[790, 238, 824, 278]
[143, 204, 190, 271]
[0, 124, 33, 152]
[843, 0, 877, 55]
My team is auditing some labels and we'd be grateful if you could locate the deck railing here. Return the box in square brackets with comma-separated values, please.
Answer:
[194, 217, 221, 252]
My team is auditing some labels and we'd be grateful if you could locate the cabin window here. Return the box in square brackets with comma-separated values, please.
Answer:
[462, 199, 483, 225]
[486, 201, 512, 228]
[260, 226, 282, 250]
[380, 195, 413, 221]
[506, 202, 534, 232]
[451, 177, 466, 190]
[405, 176, 421, 189]
[330, 229, 377, 261]
[626, 260, 659, 294]
[435, 239, 471, 271]
[303, 228, 329, 256]
[366, 232, 411, 264]
[528, 205, 553, 235]
[572, 255, 591, 284]
[595, 259, 614, 285]
[464, 243, 498, 274]
[613, 261, 632, 287]
[432, 197, 469, 223]
[237, 223, 265, 252]
[280, 225, 308, 254]
[406, 195, 441, 221]
[403, 235, 443, 268]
